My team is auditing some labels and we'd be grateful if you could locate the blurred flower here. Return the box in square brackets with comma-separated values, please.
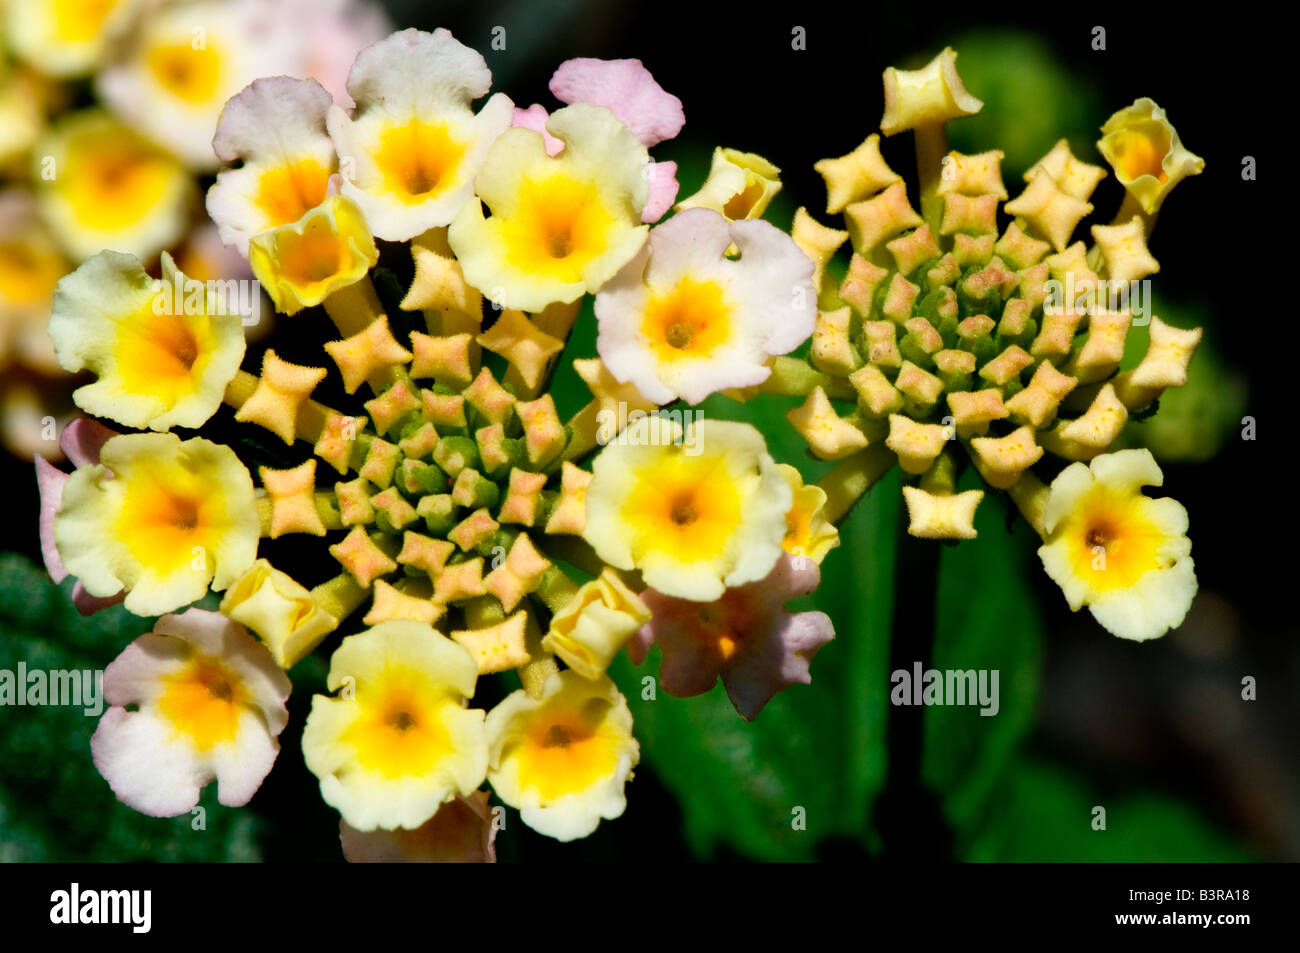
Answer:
[4, 0, 141, 78]
[90, 607, 291, 816]
[302, 620, 488, 831]
[486, 670, 638, 841]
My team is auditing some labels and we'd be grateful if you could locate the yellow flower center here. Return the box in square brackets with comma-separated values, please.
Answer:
[642, 278, 733, 361]
[374, 118, 466, 202]
[113, 302, 212, 404]
[157, 658, 244, 750]
[255, 158, 331, 227]
[1108, 124, 1170, 183]
[274, 220, 350, 287]
[623, 452, 742, 563]
[501, 174, 617, 281]
[62, 126, 179, 231]
[116, 460, 227, 574]
[342, 677, 454, 779]
[1063, 488, 1165, 592]
[511, 698, 621, 802]
[724, 176, 768, 219]
[52, 0, 118, 44]
[147, 41, 222, 104]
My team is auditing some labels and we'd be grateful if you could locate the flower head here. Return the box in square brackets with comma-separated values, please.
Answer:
[540, 568, 651, 680]
[302, 620, 488, 831]
[327, 28, 514, 241]
[449, 102, 650, 312]
[582, 415, 792, 601]
[219, 559, 341, 669]
[1097, 98, 1204, 215]
[49, 250, 246, 431]
[1036, 448, 1195, 641]
[631, 552, 834, 720]
[54, 433, 259, 615]
[486, 670, 638, 841]
[91, 608, 290, 816]
[594, 207, 817, 405]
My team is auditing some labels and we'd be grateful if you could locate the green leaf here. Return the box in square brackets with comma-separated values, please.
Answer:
[922, 484, 1046, 834]
[609, 437, 900, 860]
[964, 758, 1252, 862]
[0, 554, 262, 861]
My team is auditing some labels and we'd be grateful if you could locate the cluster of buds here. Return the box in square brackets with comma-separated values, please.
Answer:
[777, 48, 1204, 642]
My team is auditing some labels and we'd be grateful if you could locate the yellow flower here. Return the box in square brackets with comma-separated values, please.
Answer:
[4, 0, 141, 77]
[1037, 449, 1196, 641]
[49, 250, 245, 431]
[675, 147, 782, 221]
[777, 464, 840, 563]
[1097, 98, 1204, 215]
[248, 194, 379, 316]
[219, 559, 341, 669]
[582, 415, 792, 601]
[302, 620, 488, 831]
[541, 569, 651, 681]
[449, 102, 650, 312]
[34, 110, 193, 262]
[879, 47, 983, 136]
[486, 670, 638, 842]
[327, 28, 514, 241]
[0, 191, 68, 375]
[54, 433, 259, 616]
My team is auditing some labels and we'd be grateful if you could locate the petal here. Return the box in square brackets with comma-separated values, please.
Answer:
[35, 456, 69, 582]
[549, 58, 684, 147]
[512, 104, 563, 156]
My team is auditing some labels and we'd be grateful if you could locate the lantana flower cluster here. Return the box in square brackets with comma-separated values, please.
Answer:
[33, 30, 1209, 860]
[0, 0, 388, 459]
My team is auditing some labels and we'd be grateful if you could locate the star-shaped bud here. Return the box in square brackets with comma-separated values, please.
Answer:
[1067, 309, 1132, 383]
[978, 345, 1033, 389]
[370, 487, 418, 533]
[498, 469, 549, 526]
[1031, 309, 1085, 361]
[1091, 217, 1160, 287]
[1097, 98, 1204, 214]
[1005, 360, 1078, 428]
[324, 315, 413, 394]
[402, 229, 484, 319]
[398, 422, 440, 460]
[451, 469, 500, 511]
[998, 299, 1034, 339]
[845, 184, 923, 255]
[894, 361, 944, 415]
[434, 435, 479, 478]
[358, 437, 400, 488]
[1057, 383, 1128, 450]
[363, 380, 421, 437]
[477, 310, 565, 393]
[433, 557, 487, 604]
[484, 534, 552, 612]
[947, 389, 1008, 438]
[810, 307, 856, 376]
[1004, 173, 1093, 252]
[902, 486, 984, 540]
[880, 47, 983, 136]
[969, 425, 1043, 488]
[463, 367, 516, 426]
[364, 580, 442, 626]
[397, 532, 455, 577]
[814, 134, 903, 213]
[937, 150, 1007, 199]
[838, 254, 890, 316]
[887, 223, 942, 276]
[880, 273, 922, 323]
[451, 610, 532, 674]
[422, 390, 468, 430]
[515, 395, 566, 466]
[886, 414, 951, 474]
[261, 460, 326, 538]
[995, 222, 1051, 270]
[330, 527, 397, 587]
[940, 192, 999, 237]
[409, 331, 475, 389]
[235, 350, 327, 445]
[545, 462, 592, 535]
[1112, 316, 1203, 408]
[334, 478, 375, 527]
[448, 508, 501, 552]
[315, 414, 364, 475]
[417, 495, 455, 535]
[862, 321, 902, 370]
[1025, 139, 1107, 202]
[849, 364, 904, 417]
[792, 207, 848, 293]
[787, 386, 870, 460]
